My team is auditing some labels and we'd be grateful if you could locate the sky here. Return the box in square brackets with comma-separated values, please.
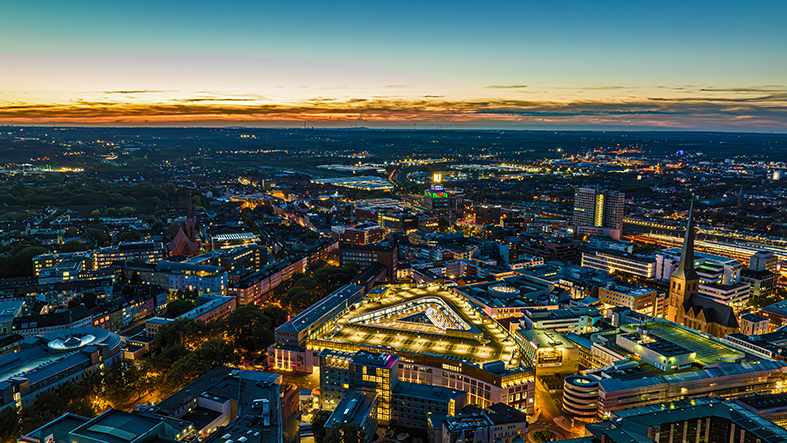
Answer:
[1, 0, 786, 131]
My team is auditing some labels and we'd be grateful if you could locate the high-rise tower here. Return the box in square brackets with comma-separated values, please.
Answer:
[573, 188, 625, 239]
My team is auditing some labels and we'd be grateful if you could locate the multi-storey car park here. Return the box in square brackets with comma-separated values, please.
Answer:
[271, 283, 536, 413]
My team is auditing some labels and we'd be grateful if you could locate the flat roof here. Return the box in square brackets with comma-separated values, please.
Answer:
[181, 406, 223, 431]
[325, 388, 377, 429]
[518, 329, 575, 349]
[277, 284, 364, 334]
[312, 284, 520, 367]
[71, 409, 164, 443]
[622, 322, 743, 365]
[27, 413, 90, 442]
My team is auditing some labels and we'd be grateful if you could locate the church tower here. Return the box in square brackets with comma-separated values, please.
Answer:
[666, 199, 700, 323]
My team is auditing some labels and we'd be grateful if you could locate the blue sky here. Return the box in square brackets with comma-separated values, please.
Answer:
[1, 0, 785, 129]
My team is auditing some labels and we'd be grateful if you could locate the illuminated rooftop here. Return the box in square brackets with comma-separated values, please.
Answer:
[310, 284, 520, 367]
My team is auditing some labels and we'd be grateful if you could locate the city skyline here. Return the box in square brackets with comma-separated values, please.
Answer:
[1, 1, 786, 131]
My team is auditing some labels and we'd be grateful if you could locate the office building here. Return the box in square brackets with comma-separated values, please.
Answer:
[12, 306, 93, 337]
[597, 282, 658, 316]
[739, 312, 769, 336]
[210, 232, 260, 250]
[0, 327, 122, 411]
[319, 349, 468, 428]
[0, 300, 24, 335]
[186, 245, 267, 272]
[339, 241, 398, 282]
[428, 403, 528, 443]
[739, 268, 777, 305]
[514, 329, 579, 376]
[654, 248, 743, 286]
[422, 184, 464, 217]
[334, 222, 385, 246]
[750, 250, 778, 272]
[21, 409, 194, 443]
[581, 398, 787, 443]
[324, 388, 378, 443]
[129, 260, 228, 295]
[33, 251, 91, 277]
[150, 367, 283, 441]
[145, 293, 236, 337]
[597, 360, 786, 417]
[521, 306, 602, 334]
[92, 241, 166, 269]
[573, 188, 624, 239]
[581, 250, 656, 278]
[734, 393, 787, 429]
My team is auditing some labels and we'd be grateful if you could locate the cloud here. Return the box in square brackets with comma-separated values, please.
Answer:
[486, 85, 528, 89]
[174, 98, 263, 103]
[102, 90, 175, 94]
[0, 93, 785, 130]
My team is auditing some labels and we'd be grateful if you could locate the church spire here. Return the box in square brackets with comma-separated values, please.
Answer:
[671, 198, 698, 281]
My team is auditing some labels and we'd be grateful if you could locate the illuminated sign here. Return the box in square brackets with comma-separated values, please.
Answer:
[425, 185, 448, 198]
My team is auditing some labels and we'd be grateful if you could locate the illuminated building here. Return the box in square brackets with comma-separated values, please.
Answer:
[422, 184, 464, 217]
[584, 398, 787, 442]
[521, 306, 602, 334]
[0, 327, 122, 411]
[581, 250, 656, 278]
[573, 188, 624, 240]
[210, 232, 260, 250]
[514, 329, 579, 376]
[92, 241, 166, 269]
[596, 360, 786, 417]
[319, 349, 469, 428]
[562, 375, 599, 420]
[324, 388, 378, 443]
[339, 241, 398, 282]
[597, 282, 658, 316]
[335, 222, 385, 245]
[305, 284, 536, 413]
[665, 201, 739, 337]
[128, 260, 228, 295]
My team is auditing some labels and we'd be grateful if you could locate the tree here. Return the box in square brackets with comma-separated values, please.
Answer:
[533, 425, 557, 442]
[101, 361, 146, 406]
[311, 410, 331, 443]
[0, 406, 21, 442]
[281, 286, 314, 313]
[223, 305, 272, 353]
[166, 299, 194, 319]
[82, 291, 98, 309]
[60, 240, 90, 253]
[167, 339, 239, 389]
[155, 317, 208, 350]
[262, 305, 288, 328]
[116, 231, 142, 243]
[325, 423, 364, 443]
[84, 228, 110, 247]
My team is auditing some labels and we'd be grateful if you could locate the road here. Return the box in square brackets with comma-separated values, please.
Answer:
[266, 367, 321, 392]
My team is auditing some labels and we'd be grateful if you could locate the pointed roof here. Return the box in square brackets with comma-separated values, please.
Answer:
[683, 294, 739, 329]
[168, 226, 200, 257]
[671, 198, 699, 281]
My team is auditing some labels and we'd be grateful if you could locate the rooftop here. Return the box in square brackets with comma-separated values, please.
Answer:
[622, 321, 743, 365]
[277, 284, 364, 334]
[325, 388, 377, 429]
